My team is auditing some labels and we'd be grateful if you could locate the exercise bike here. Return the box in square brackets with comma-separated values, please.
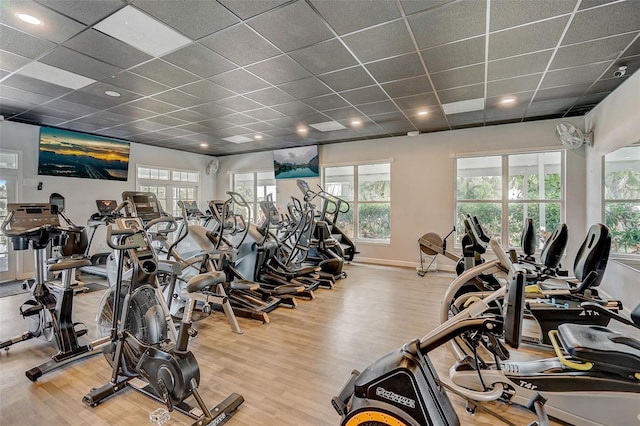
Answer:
[332, 264, 551, 425]
[82, 214, 244, 426]
[0, 203, 107, 381]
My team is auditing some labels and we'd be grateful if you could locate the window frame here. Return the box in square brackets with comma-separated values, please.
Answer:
[454, 150, 565, 250]
[322, 160, 392, 245]
[229, 170, 276, 224]
[602, 144, 640, 258]
[136, 164, 200, 217]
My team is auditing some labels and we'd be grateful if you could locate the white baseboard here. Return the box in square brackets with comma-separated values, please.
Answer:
[353, 257, 456, 272]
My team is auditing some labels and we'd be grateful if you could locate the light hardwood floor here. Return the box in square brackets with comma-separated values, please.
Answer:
[0, 264, 553, 425]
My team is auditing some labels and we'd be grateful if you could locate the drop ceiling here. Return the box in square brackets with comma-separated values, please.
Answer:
[0, 0, 639, 156]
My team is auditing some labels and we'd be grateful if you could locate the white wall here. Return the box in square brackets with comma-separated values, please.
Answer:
[216, 117, 587, 269]
[0, 120, 216, 225]
[584, 70, 640, 307]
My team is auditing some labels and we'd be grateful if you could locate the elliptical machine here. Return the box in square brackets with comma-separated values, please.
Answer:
[83, 212, 243, 425]
[0, 203, 105, 381]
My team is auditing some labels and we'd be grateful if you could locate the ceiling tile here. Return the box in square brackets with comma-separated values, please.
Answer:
[487, 50, 554, 81]
[357, 100, 400, 116]
[58, 90, 125, 110]
[217, 0, 290, 19]
[489, 16, 570, 60]
[1, 0, 86, 43]
[129, 97, 181, 114]
[36, 0, 123, 25]
[534, 82, 592, 102]
[318, 66, 376, 91]
[245, 55, 311, 85]
[152, 89, 205, 108]
[303, 94, 350, 111]
[447, 110, 485, 126]
[0, 24, 56, 59]
[408, 0, 486, 49]
[39, 46, 121, 80]
[486, 91, 534, 108]
[487, 74, 542, 97]
[525, 97, 577, 117]
[437, 83, 484, 103]
[541, 61, 610, 88]
[490, 0, 575, 32]
[162, 44, 235, 78]
[289, 39, 358, 75]
[365, 53, 425, 83]
[179, 80, 235, 102]
[563, 1, 640, 45]
[622, 36, 640, 57]
[134, 0, 239, 40]
[278, 76, 332, 99]
[551, 33, 636, 69]
[107, 71, 169, 96]
[310, 0, 401, 35]
[243, 108, 286, 121]
[215, 95, 262, 112]
[79, 81, 141, 104]
[190, 102, 235, 118]
[421, 36, 485, 73]
[321, 106, 366, 121]
[339, 86, 389, 105]
[165, 108, 208, 123]
[578, 0, 619, 10]
[209, 68, 270, 92]
[342, 20, 414, 63]
[219, 113, 257, 125]
[382, 75, 433, 98]
[108, 104, 158, 120]
[606, 54, 640, 78]
[271, 101, 318, 116]
[243, 121, 279, 132]
[63, 29, 152, 69]
[248, 1, 334, 52]
[0, 85, 54, 105]
[199, 24, 280, 66]
[243, 87, 295, 106]
[130, 58, 200, 87]
[0, 50, 31, 72]
[2, 73, 73, 97]
[399, 0, 454, 15]
[393, 92, 439, 110]
[431, 64, 484, 91]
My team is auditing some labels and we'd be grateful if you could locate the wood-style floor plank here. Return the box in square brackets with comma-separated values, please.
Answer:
[0, 264, 553, 425]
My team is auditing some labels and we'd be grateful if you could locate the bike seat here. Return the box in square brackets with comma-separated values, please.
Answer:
[186, 272, 226, 293]
[48, 258, 91, 272]
[558, 323, 640, 373]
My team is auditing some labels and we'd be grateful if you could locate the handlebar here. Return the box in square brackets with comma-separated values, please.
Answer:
[145, 215, 179, 234]
[106, 225, 139, 250]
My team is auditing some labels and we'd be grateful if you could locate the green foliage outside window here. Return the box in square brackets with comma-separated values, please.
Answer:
[358, 203, 390, 240]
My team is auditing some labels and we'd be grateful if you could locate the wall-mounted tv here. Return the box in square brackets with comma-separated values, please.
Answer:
[273, 145, 319, 180]
[38, 127, 130, 181]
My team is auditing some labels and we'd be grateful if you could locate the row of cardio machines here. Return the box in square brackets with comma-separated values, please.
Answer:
[335, 216, 638, 425]
[0, 198, 244, 425]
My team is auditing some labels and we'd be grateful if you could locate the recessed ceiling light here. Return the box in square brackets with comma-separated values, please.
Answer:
[442, 98, 485, 115]
[500, 97, 516, 105]
[350, 120, 362, 126]
[200, 143, 208, 148]
[16, 62, 96, 89]
[297, 127, 308, 133]
[222, 135, 253, 144]
[417, 111, 428, 116]
[16, 13, 41, 25]
[105, 90, 121, 97]
[254, 134, 263, 140]
[94, 5, 191, 57]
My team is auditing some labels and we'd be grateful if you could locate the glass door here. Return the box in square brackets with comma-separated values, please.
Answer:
[0, 176, 18, 282]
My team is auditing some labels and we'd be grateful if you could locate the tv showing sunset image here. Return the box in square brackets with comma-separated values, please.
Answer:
[38, 127, 130, 181]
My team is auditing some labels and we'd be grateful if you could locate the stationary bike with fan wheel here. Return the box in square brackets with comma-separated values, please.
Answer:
[83, 214, 243, 426]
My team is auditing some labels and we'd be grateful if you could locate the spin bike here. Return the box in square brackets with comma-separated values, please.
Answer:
[82, 214, 243, 425]
[0, 203, 107, 381]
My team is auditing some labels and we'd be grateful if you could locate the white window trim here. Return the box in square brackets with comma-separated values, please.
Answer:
[135, 164, 201, 215]
[454, 151, 565, 250]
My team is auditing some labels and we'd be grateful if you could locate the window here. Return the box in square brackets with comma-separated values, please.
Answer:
[323, 162, 391, 242]
[137, 165, 199, 217]
[230, 171, 276, 224]
[604, 145, 640, 255]
[456, 151, 563, 249]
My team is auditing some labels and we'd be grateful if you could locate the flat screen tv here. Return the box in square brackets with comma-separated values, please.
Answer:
[273, 145, 319, 180]
[38, 126, 130, 181]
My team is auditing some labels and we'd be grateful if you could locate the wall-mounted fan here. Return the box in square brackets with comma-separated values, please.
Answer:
[206, 157, 220, 175]
[555, 122, 592, 149]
